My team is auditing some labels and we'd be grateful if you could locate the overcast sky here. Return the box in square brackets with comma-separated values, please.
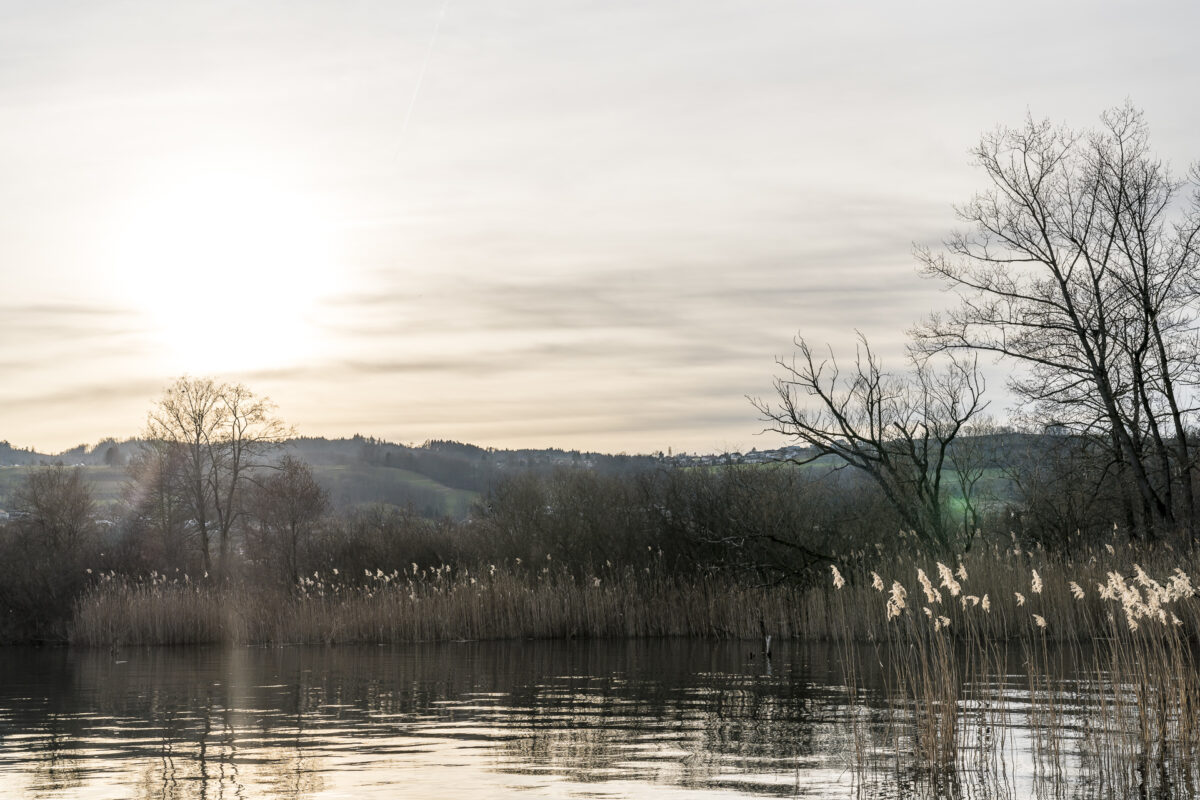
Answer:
[2, 0, 1199, 454]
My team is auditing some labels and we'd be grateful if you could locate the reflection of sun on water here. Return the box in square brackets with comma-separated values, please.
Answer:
[114, 173, 337, 374]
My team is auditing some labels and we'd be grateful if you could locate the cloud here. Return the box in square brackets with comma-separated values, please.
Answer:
[0, 378, 164, 413]
[0, 302, 126, 317]
[0, 304, 153, 390]
[0, 302, 143, 339]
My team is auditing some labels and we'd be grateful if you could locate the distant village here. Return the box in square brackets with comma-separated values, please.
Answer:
[664, 445, 813, 467]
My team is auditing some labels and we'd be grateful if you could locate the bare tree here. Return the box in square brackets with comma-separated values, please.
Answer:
[146, 377, 220, 572]
[125, 439, 192, 569]
[12, 466, 96, 553]
[1003, 429, 1121, 550]
[754, 334, 986, 553]
[913, 105, 1200, 540]
[146, 377, 291, 577]
[206, 383, 291, 575]
[248, 456, 329, 584]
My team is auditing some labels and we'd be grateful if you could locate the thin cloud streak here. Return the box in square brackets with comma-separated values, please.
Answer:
[2, 379, 165, 413]
[0, 302, 129, 318]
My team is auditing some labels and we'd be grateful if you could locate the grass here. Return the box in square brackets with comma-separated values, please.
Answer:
[313, 464, 479, 517]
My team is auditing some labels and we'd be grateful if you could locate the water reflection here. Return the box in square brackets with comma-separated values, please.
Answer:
[0, 641, 865, 799]
[0, 640, 1115, 799]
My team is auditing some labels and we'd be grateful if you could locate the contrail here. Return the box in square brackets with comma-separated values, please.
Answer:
[395, 0, 450, 159]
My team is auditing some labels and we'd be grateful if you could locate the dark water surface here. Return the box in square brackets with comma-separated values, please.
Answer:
[0, 641, 1060, 799]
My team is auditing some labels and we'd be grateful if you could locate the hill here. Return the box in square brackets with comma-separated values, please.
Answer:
[0, 430, 1064, 519]
[0, 435, 663, 518]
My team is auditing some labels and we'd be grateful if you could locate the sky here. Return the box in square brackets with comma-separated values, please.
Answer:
[2, 0, 1199, 455]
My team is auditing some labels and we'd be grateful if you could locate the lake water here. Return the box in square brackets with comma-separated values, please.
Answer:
[0, 640, 1122, 799]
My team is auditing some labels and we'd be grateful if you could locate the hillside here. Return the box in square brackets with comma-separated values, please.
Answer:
[0, 430, 1060, 519]
[0, 435, 663, 518]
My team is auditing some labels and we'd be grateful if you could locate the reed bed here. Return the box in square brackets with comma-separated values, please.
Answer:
[71, 537, 1200, 648]
[71, 537, 1200, 795]
[71, 561, 813, 647]
[821, 538, 1200, 798]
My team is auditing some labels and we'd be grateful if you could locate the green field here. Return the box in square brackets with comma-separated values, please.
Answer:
[313, 464, 479, 517]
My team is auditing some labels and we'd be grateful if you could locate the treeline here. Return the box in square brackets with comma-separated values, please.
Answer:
[0, 434, 661, 511]
[0, 428, 1166, 643]
[0, 377, 671, 642]
[302, 435, 657, 493]
[0, 458, 874, 641]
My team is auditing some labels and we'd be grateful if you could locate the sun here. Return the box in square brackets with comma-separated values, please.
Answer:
[113, 172, 338, 375]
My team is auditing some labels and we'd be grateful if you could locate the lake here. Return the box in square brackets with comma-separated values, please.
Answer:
[0, 640, 1129, 799]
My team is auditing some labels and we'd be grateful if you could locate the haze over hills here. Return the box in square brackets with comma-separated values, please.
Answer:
[0, 430, 1060, 520]
[0, 435, 667, 471]
[0, 435, 669, 518]
[0, 434, 814, 472]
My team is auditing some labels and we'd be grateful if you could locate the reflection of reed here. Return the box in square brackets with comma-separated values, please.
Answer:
[6, 637, 1193, 799]
[810, 556, 1200, 799]
[1, 647, 334, 800]
[24, 714, 87, 796]
[834, 631, 1200, 798]
[0, 641, 871, 799]
[493, 665, 857, 794]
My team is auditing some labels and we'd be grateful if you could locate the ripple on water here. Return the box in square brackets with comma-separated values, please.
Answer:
[0, 640, 1135, 799]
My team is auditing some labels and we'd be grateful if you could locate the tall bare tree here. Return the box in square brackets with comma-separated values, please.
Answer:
[913, 105, 1200, 540]
[146, 377, 291, 577]
[754, 334, 986, 553]
[248, 455, 329, 584]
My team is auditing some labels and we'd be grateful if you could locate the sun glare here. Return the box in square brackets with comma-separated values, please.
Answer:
[114, 172, 338, 374]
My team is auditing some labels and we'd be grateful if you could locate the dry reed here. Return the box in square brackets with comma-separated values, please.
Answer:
[821, 536, 1200, 797]
[71, 562, 813, 647]
[70, 536, 1200, 795]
